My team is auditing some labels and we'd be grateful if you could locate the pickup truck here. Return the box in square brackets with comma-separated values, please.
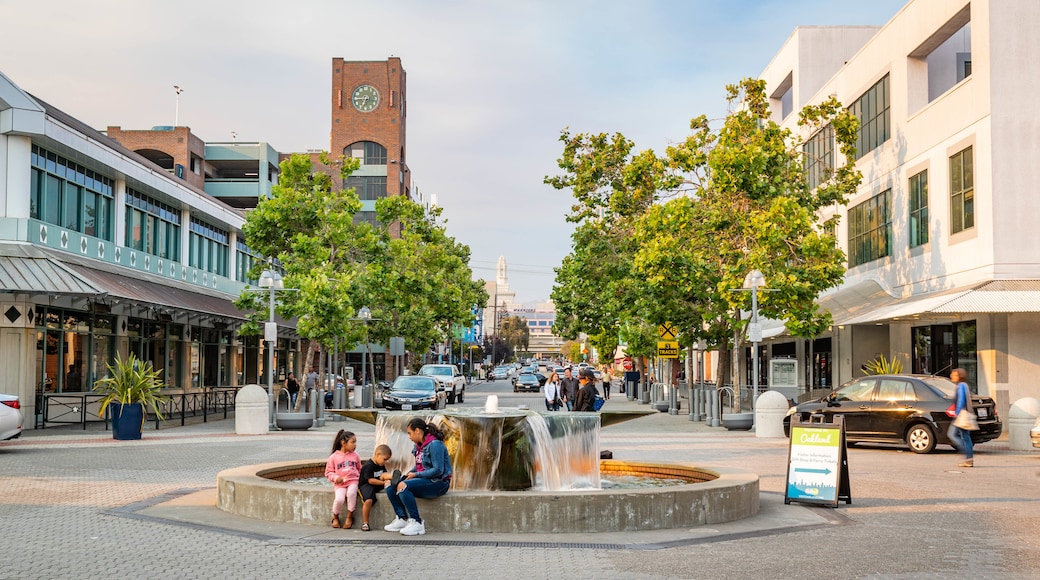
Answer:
[417, 364, 466, 404]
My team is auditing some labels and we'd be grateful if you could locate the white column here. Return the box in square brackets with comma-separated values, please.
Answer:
[113, 178, 127, 247]
[1, 135, 31, 221]
[180, 208, 191, 266]
[228, 230, 237, 281]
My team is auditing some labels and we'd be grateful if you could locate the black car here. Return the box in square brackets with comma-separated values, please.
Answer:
[533, 372, 548, 386]
[784, 374, 1002, 454]
[382, 376, 445, 411]
[513, 372, 542, 393]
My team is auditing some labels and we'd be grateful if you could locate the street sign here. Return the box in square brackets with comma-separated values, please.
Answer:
[658, 322, 678, 340]
[622, 357, 634, 371]
[784, 416, 851, 506]
[657, 340, 679, 358]
[748, 322, 762, 343]
[389, 337, 405, 356]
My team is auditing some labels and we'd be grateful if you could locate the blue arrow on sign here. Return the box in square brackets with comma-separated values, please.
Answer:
[794, 467, 832, 475]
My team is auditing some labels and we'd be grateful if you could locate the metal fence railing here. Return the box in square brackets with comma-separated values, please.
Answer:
[39, 386, 241, 431]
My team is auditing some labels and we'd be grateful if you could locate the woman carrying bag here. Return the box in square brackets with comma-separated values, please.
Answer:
[543, 371, 562, 411]
[948, 368, 978, 468]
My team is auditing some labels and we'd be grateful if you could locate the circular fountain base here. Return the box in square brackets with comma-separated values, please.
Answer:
[216, 460, 759, 533]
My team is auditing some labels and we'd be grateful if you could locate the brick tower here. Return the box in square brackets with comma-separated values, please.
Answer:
[329, 57, 411, 209]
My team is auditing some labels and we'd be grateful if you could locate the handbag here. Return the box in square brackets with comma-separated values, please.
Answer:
[593, 395, 605, 411]
[953, 409, 979, 431]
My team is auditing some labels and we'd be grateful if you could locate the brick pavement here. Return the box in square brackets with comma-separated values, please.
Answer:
[2, 390, 1039, 579]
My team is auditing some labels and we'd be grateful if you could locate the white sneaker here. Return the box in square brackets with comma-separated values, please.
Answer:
[383, 517, 408, 532]
[400, 519, 425, 536]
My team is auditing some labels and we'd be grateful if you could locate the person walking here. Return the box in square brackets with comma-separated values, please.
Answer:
[572, 368, 600, 412]
[948, 368, 977, 468]
[560, 367, 580, 411]
[284, 372, 300, 410]
[602, 367, 612, 400]
[383, 418, 453, 536]
[543, 371, 562, 411]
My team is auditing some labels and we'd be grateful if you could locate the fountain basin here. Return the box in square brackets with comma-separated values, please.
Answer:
[216, 459, 759, 533]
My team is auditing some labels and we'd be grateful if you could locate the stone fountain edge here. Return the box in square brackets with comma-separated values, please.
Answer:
[216, 459, 760, 533]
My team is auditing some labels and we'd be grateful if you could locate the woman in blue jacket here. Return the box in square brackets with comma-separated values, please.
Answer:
[383, 417, 453, 536]
[948, 368, 975, 468]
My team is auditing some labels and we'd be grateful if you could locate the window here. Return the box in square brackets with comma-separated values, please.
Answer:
[125, 188, 181, 260]
[950, 147, 974, 234]
[188, 217, 229, 276]
[847, 190, 891, 267]
[30, 146, 114, 241]
[344, 141, 387, 165]
[803, 125, 834, 190]
[849, 75, 890, 159]
[345, 175, 387, 200]
[908, 170, 929, 247]
[353, 211, 379, 228]
[834, 379, 875, 402]
[878, 380, 915, 402]
[235, 241, 260, 284]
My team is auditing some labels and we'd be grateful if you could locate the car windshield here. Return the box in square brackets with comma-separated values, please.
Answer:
[518, 373, 537, 380]
[419, 366, 451, 376]
[392, 377, 436, 392]
[919, 376, 957, 397]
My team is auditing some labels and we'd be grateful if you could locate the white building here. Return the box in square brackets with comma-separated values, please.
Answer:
[758, 0, 1040, 415]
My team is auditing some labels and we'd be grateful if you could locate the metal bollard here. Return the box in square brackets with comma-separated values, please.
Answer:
[669, 382, 678, 415]
[315, 388, 326, 427]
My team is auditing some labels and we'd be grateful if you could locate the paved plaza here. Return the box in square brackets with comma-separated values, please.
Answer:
[2, 384, 1040, 579]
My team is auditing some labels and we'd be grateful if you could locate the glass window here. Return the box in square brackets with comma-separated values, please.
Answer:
[344, 141, 387, 165]
[188, 217, 229, 276]
[44, 174, 61, 225]
[849, 75, 890, 159]
[803, 125, 834, 190]
[30, 146, 114, 240]
[878, 380, 915, 401]
[950, 147, 974, 233]
[83, 191, 97, 237]
[847, 190, 891, 267]
[909, 170, 929, 247]
[834, 379, 876, 402]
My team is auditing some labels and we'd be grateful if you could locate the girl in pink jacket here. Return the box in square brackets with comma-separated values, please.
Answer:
[325, 429, 362, 528]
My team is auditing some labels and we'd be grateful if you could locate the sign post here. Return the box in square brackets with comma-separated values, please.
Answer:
[784, 415, 851, 506]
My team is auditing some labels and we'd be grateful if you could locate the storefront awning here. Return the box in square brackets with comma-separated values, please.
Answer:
[65, 264, 249, 321]
[0, 245, 100, 295]
[825, 280, 1040, 325]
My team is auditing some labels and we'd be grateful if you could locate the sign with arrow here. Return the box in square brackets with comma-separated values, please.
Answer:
[784, 416, 851, 506]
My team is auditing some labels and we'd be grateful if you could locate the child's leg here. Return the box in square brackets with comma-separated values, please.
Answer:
[362, 498, 373, 523]
[331, 486, 347, 527]
[346, 482, 360, 513]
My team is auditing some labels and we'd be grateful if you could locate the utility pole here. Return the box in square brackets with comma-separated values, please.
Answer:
[173, 85, 183, 126]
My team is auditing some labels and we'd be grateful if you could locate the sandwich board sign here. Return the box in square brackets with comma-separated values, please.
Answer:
[784, 415, 851, 506]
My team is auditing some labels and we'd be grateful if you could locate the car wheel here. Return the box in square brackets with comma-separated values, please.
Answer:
[905, 423, 936, 454]
[447, 390, 456, 405]
[457, 389, 464, 404]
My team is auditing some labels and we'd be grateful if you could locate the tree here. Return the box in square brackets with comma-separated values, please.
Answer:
[237, 152, 487, 385]
[547, 78, 861, 396]
[497, 315, 530, 359]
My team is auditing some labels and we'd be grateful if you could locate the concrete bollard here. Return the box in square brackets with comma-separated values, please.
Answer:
[755, 390, 790, 438]
[1007, 397, 1040, 451]
[235, 384, 270, 435]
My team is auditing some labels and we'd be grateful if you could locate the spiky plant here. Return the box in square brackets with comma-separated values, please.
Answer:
[93, 353, 168, 421]
[863, 354, 904, 375]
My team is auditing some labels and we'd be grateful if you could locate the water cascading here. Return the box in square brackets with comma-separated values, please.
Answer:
[373, 407, 601, 492]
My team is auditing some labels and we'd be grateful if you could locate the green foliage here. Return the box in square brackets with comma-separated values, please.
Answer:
[547, 78, 862, 384]
[863, 354, 904, 375]
[497, 315, 531, 355]
[238, 152, 487, 359]
[92, 353, 168, 421]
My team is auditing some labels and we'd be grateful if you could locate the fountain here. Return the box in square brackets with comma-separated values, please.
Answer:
[216, 400, 760, 532]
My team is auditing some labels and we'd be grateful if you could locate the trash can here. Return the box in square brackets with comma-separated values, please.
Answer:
[624, 371, 639, 402]
[355, 383, 373, 408]
[235, 384, 269, 435]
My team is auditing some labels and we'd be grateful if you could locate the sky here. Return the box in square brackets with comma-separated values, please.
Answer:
[0, 0, 909, 305]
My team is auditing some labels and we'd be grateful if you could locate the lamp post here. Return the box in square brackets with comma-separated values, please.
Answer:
[258, 269, 284, 431]
[743, 269, 768, 428]
[357, 306, 372, 408]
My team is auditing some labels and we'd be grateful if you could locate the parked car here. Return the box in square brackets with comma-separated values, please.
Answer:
[382, 376, 445, 411]
[513, 372, 542, 393]
[533, 372, 548, 386]
[784, 374, 1002, 453]
[0, 393, 23, 441]
[417, 364, 466, 404]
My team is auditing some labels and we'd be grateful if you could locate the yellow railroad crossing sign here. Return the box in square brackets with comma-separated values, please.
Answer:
[658, 322, 678, 341]
[657, 341, 679, 359]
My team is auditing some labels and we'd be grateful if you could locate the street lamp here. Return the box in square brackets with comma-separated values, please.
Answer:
[258, 269, 284, 431]
[354, 306, 380, 408]
[742, 269, 769, 428]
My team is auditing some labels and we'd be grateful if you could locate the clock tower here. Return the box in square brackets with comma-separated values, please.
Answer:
[330, 57, 411, 207]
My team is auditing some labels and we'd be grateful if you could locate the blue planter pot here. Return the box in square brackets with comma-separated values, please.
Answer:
[111, 403, 144, 440]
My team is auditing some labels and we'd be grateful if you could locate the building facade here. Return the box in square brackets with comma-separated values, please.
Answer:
[755, 0, 1040, 415]
[0, 71, 299, 429]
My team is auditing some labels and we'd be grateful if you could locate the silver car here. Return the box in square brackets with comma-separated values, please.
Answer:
[0, 393, 23, 441]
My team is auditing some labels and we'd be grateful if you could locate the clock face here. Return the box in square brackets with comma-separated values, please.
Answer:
[352, 84, 380, 112]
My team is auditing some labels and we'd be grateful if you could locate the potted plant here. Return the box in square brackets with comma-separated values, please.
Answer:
[93, 353, 168, 440]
